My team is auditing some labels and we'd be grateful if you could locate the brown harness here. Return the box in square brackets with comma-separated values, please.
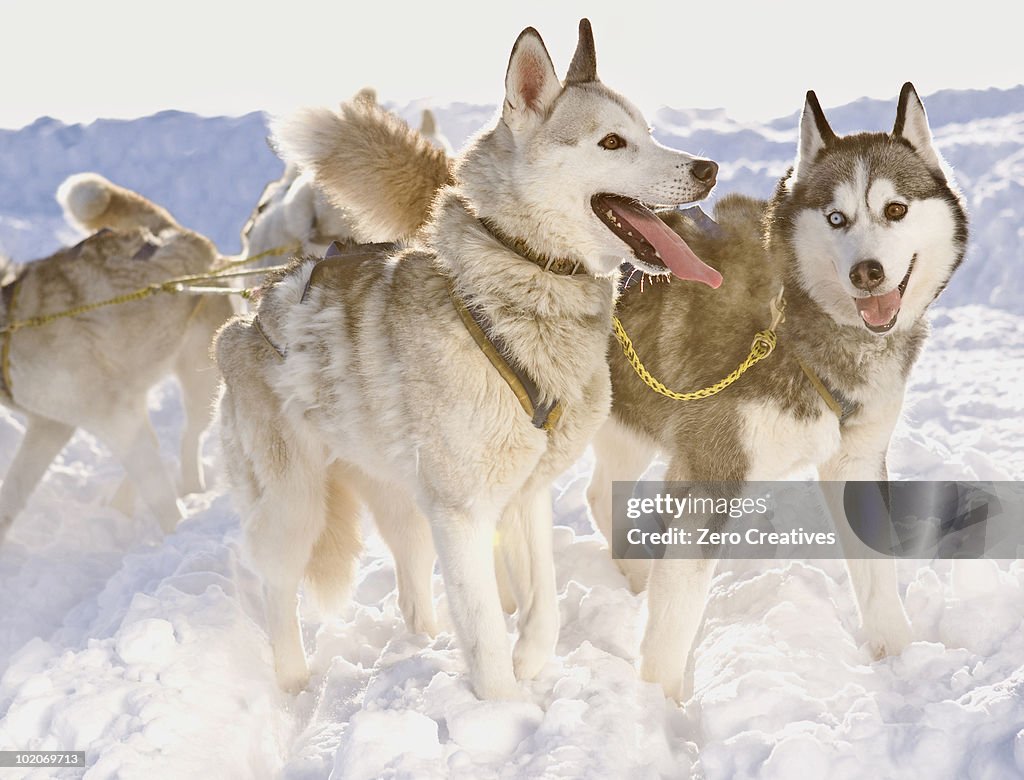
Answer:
[265, 237, 570, 433]
[446, 279, 562, 432]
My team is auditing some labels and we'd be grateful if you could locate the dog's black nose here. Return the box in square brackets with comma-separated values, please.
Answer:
[850, 259, 886, 291]
[691, 159, 718, 184]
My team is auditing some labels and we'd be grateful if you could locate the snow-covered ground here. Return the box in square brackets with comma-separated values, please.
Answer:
[1, 88, 1022, 778]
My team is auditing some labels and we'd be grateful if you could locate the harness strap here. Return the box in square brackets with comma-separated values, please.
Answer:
[300, 241, 399, 303]
[446, 280, 562, 432]
[477, 216, 586, 277]
[252, 315, 285, 359]
[795, 358, 859, 424]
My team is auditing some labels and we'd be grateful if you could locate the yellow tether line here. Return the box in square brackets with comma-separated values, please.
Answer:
[612, 287, 786, 401]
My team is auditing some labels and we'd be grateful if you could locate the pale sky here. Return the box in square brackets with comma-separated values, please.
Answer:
[2, 0, 1020, 129]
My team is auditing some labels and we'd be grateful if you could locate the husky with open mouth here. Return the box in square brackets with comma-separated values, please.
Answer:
[215, 19, 720, 699]
[587, 83, 967, 700]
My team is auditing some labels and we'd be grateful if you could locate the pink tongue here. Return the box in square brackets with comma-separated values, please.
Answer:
[611, 201, 722, 288]
[855, 288, 902, 326]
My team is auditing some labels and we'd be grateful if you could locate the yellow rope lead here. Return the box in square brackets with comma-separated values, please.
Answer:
[214, 241, 303, 272]
[612, 288, 786, 401]
[0, 242, 299, 336]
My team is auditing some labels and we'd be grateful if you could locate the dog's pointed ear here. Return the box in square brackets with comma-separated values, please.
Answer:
[893, 82, 944, 175]
[565, 18, 598, 85]
[793, 90, 836, 182]
[503, 27, 561, 130]
[420, 108, 437, 136]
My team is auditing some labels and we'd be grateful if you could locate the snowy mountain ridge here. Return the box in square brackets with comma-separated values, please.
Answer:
[1, 84, 1021, 312]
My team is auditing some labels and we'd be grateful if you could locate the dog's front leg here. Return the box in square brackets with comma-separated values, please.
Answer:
[0, 415, 75, 545]
[587, 416, 658, 593]
[498, 488, 558, 681]
[819, 439, 913, 660]
[429, 504, 520, 700]
[641, 556, 716, 702]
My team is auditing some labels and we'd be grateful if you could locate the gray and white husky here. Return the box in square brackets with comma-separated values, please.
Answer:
[0, 174, 234, 542]
[587, 83, 967, 700]
[215, 19, 721, 699]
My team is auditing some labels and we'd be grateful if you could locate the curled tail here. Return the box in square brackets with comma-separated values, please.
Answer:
[57, 173, 179, 234]
[419, 108, 454, 155]
[0, 254, 15, 285]
[272, 93, 452, 241]
[304, 467, 363, 613]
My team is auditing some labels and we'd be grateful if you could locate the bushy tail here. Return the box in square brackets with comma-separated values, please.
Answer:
[272, 94, 452, 241]
[304, 468, 363, 613]
[56, 173, 179, 234]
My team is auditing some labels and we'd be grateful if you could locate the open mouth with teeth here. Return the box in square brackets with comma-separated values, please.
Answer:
[853, 256, 916, 334]
[591, 194, 722, 288]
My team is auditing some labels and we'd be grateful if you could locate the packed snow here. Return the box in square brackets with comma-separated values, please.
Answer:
[1, 86, 1022, 779]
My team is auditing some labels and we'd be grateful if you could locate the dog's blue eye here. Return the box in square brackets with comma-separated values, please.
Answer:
[827, 211, 847, 228]
[599, 133, 626, 150]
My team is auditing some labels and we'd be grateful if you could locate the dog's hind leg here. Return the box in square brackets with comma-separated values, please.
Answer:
[362, 483, 439, 636]
[107, 476, 136, 516]
[216, 319, 332, 692]
[429, 504, 519, 700]
[499, 488, 558, 681]
[92, 408, 184, 534]
[0, 415, 75, 544]
[494, 547, 517, 615]
[587, 415, 657, 593]
[175, 296, 234, 495]
[236, 414, 330, 694]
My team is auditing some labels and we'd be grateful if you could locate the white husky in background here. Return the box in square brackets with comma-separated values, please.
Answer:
[240, 90, 453, 268]
[0, 174, 233, 542]
[216, 19, 721, 698]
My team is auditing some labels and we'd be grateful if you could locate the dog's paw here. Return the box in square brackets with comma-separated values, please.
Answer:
[640, 655, 684, 703]
[274, 653, 311, 694]
[276, 666, 310, 695]
[864, 615, 913, 661]
[408, 613, 440, 638]
[512, 634, 550, 682]
[472, 671, 524, 701]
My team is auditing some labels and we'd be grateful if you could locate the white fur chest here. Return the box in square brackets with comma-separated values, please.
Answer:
[739, 399, 842, 480]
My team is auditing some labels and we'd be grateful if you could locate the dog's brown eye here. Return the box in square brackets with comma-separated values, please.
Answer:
[884, 202, 908, 221]
[599, 133, 626, 150]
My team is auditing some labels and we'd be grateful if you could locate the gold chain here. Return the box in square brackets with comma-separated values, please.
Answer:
[612, 288, 785, 401]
